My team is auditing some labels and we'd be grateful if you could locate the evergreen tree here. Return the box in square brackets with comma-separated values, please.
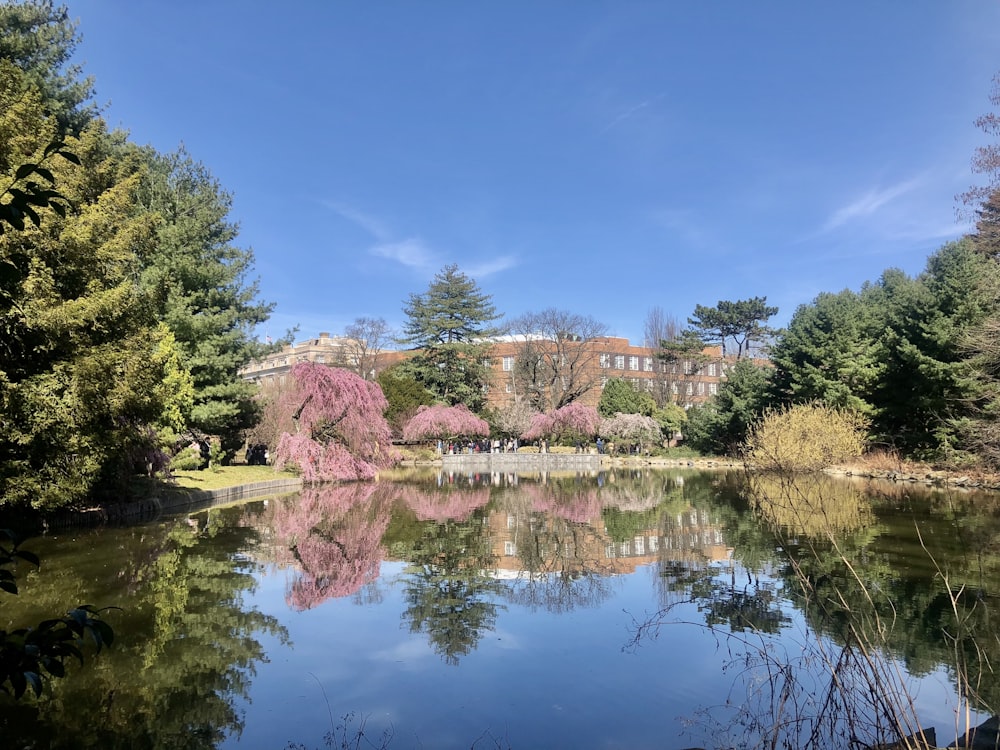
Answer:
[0, 0, 96, 134]
[769, 289, 880, 415]
[0, 113, 192, 509]
[684, 359, 772, 456]
[598, 377, 655, 417]
[398, 264, 501, 412]
[137, 148, 274, 458]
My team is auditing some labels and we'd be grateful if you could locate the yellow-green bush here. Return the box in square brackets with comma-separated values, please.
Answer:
[744, 403, 869, 472]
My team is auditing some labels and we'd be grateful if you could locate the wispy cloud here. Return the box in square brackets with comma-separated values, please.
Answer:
[601, 93, 665, 133]
[320, 200, 518, 279]
[465, 256, 519, 278]
[321, 200, 391, 241]
[822, 178, 922, 232]
[370, 238, 436, 270]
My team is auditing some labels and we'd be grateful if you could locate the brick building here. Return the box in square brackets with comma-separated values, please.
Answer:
[483, 335, 727, 410]
[240, 332, 728, 410]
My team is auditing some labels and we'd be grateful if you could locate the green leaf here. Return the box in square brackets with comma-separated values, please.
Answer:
[13, 163, 38, 181]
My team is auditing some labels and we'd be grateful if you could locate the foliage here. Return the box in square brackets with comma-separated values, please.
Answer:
[598, 412, 661, 451]
[0, 0, 97, 134]
[598, 377, 655, 417]
[744, 402, 869, 472]
[375, 365, 434, 435]
[398, 264, 501, 411]
[653, 402, 686, 438]
[771, 240, 1000, 463]
[401, 403, 489, 443]
[683, 359, 772, 456]
[0, 530, 114, 699]
[688, 296, 778, 359]
[0, 119, 193, 510]
[272, 363, 396, 482]
[769, 289, 879, 414]
[137, 147, 274, 460]
[522, 401, 601, 443]
[503, 308, 609, 410]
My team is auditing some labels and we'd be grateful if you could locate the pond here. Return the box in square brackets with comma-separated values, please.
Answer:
[1, 468, 998, 749]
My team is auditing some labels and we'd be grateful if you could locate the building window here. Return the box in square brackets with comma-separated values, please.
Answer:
[601, 376, 608, 387]
[671, 382, 679, 394]
[614, 355, 625, 369]
[502, 356, 514, 371]
[504, 541, 517, 556]
[482, 357, 492, 368]
[600, 353, 611, 368]
[507, 514, 516, 529]
[709, 383, 718, 395]
[708, 363, 717, 376]
[629, 355, 639, 371]
[686, 383, 693, 395]
[634, 536, 645, 555]
[644, 357, 654, 372]
[697, 382, 705, 395]
[505, 382, 513, 393]
[315, 354, 325, 363]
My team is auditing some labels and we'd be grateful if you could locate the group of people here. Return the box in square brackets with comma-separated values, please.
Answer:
[438, 438, 520, 454]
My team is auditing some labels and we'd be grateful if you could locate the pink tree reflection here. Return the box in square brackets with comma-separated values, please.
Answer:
[267, 483, 393, 610]
[521, 483, 603, 524]
[398, 483, 491, 522]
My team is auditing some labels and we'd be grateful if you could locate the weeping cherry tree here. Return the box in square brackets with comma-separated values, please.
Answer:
[402, 404, 490, 446]
[273, 363, 396, 481]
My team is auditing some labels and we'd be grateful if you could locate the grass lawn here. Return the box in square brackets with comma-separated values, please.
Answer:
[169, 465, 299, 491]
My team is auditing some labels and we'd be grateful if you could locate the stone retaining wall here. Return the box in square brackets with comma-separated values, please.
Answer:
[48, 478, 304, 528]
[442, 453, 602, 471]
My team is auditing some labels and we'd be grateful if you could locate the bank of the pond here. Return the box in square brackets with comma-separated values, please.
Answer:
[48, 468, 302, 528]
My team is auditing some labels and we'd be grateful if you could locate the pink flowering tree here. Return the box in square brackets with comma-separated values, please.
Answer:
[522, 402, 601, 444]
[402, 404, 490, 444]
[273, 362, 397, 481]
[599, 412, 662, 454]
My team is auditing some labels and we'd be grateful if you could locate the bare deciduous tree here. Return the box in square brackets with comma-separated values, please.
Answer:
[643, 306, 682, 406]
[505, 309, 609, 411]
[343, 316, 393, 380]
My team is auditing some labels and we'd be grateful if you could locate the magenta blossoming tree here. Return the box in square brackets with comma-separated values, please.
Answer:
[522, 402, 601, 443]
[273, 362, 397, 481]
[401, 403, 490, 443]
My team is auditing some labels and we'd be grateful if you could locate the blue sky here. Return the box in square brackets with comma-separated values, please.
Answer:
[67, 2, 1000, 345]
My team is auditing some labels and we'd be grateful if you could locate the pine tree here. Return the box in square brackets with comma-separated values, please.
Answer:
[399, 264, 501, 411]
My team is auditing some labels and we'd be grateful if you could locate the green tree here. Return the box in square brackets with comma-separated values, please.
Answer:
[376, 364, 435, 436]
[0, 116, 191, 509]
[769, 289, 880, 414]
[688, 297, 778, 359]
[865, 241, 999, 458]
[137, 147, 274, 458]
[398, 264, 501, 412]
[0, 0, 96, 135]
[598, 377, 655, 417]
[684, 359, 772, 456]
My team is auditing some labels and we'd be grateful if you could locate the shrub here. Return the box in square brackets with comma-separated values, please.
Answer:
[744, 403, 868, 472]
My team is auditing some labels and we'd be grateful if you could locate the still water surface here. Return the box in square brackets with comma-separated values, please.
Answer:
[2, 468, 998, 749]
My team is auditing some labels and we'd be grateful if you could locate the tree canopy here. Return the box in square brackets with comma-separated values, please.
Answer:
[688, 297, 778, 359]
[398, 264, 501, 412]
[272, 363, 397, 481]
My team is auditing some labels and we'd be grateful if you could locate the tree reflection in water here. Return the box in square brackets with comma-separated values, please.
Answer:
[264, 484, 394, 610]
[394, 483, 501, 666]
[634, 470, 1000, 750]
